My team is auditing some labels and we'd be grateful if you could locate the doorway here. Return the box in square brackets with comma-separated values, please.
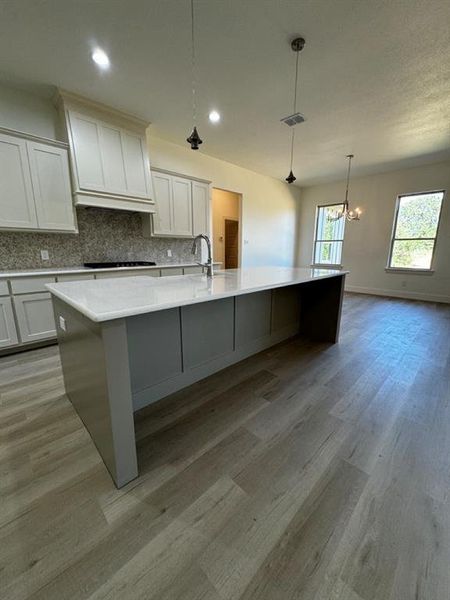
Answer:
[224, 219, 239, 268]
[212, 188, 241, 269]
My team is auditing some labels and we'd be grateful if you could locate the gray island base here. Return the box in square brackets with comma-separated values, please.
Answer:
[49, 268, 346, 487]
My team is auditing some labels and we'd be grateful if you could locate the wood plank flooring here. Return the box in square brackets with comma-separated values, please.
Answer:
[1, 293, 449, 600]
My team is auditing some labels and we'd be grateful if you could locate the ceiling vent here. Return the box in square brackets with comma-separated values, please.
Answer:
[280, 112, 305, 127]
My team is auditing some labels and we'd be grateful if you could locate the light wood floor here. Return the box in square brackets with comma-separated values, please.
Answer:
[1, 293, 450, 600]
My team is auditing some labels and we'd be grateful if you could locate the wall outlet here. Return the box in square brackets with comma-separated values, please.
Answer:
[59, 316, 66, 332]
[40, 249, 49, 261]
[167, 249, 172, 257]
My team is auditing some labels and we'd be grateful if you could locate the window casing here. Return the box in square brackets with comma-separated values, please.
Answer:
[388, 191, 444, 271]
[313, 204, 346, 266]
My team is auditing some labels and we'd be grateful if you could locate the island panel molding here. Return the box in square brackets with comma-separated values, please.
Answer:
[49, 267, 346, 487]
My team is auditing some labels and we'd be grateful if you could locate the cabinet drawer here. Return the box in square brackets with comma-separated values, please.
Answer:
[57, 273, 95, 282]
[10, 276, 56, 294]
[160, 268, 183, 277]
[95, 271, 136, 279]
[0, 280, 9, 296]
[183, 266, 204, 275]
[13, 292, 56, 342]
[0, 297, 19, 348]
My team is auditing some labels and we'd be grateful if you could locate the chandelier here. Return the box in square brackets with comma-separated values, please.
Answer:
[328, 154, 362, 221]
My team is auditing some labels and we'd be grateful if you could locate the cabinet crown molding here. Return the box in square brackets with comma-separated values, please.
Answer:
[54, 88, 150, 134]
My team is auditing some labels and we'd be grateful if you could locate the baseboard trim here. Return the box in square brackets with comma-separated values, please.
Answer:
[345, 285, 450, 304]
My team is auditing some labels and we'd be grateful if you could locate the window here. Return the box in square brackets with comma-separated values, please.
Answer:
[313, 204, 346, 266]
[388, 191, 444, 270]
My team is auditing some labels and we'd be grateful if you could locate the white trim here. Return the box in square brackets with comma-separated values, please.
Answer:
[385, 267, 434, 275]
[345, 284, 450, 304]
[311, 263, 343, 270]
[0, 126, 68, 149]
[152, 166, 211, 185]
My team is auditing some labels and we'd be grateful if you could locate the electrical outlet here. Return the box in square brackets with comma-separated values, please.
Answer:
[167, 249, 172, 257]
[59, 316, 66, 332]
[40, 249, 49, 261]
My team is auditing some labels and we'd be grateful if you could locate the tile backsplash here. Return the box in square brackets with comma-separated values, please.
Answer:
[0, 207, 197, 270]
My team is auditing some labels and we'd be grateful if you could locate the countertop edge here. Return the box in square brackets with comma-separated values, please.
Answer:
[0, 262, 222, 279]
[47, 270, 348, 324]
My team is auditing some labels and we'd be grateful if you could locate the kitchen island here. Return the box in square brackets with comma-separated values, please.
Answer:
[47, 267, 347, 487]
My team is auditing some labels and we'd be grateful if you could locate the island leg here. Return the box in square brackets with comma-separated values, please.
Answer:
[299, 273, 346, 343]
[53, 298, 138, 488]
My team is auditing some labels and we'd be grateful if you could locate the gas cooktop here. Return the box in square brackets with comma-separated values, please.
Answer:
[84, 261, 157, 269]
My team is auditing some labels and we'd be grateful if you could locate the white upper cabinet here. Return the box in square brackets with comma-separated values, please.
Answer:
[27, 140, 76, 232]
[0, 132, 38, 229]
[192, 181, 210, 237]
[57, 91, 154, 213]
[152, 172, 173, 235]
[0, 130, 75, 233]
[147, 171, 208, 239]
[172, 177, 193, 236]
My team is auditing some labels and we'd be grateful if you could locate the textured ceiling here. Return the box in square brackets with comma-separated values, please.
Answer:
[0, 0, 449, 185]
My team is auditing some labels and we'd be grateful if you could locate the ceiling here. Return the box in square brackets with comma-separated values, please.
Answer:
[1, 0, 450, 186]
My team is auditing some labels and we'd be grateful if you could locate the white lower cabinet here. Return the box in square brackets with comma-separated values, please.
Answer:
[13, 293, 57, 343]
[0, 297, 19, 348]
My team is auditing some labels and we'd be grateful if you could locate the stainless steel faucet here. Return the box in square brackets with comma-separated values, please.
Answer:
[192, 234, 214, 277]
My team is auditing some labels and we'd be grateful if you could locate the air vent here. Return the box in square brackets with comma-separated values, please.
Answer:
[280, 112, 305, 127]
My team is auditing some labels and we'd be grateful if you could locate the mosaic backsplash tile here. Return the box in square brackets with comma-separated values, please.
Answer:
[0, 207, 198, 270]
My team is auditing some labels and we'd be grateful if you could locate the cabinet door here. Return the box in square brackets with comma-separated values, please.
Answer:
[152, 173, 173, 235]
[27, 141, 76, 232]
[98, 123, 127, 194]
[13, 293, 57, 343]
[172, 177, 192, 236]
[192, 181, 209, 236]
[68, 111, 106, 192]
[0, 132, 38, 229]
[0, 297, 19, 348]
[122, 132, 151, 198]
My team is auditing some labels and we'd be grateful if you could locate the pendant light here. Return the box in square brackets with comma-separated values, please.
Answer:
[186, 0, 203, 150]
[284, 37, 305, 184]
[328, 154, 362, 221]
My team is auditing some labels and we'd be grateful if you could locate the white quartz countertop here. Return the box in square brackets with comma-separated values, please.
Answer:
[0, 262, 221, 278]
[46, 267, 347, 323]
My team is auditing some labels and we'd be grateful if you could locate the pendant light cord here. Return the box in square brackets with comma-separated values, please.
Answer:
[190, 0, 197, 124]
[344, 155, 353, 206]
[289, 47, 301, 172]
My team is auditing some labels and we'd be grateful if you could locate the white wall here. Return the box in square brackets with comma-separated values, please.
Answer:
[147, 134, 300, 268]
[298, 161, 450, 303]
[0, 83, 59, 139]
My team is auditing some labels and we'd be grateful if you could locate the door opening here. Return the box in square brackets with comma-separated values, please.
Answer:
[212, 188, 241, 269]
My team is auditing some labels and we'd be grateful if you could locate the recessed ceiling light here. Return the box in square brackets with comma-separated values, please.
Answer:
[208, 110, 221, 123]
[92, 48, 110, 69]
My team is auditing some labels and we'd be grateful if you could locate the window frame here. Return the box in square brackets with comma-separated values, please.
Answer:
[387, 189, 445, 273]
[312, 202, 346, 268]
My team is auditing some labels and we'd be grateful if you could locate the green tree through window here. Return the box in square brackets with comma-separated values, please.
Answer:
[313, 204, 345, 266]
[389, 191, 444, 270]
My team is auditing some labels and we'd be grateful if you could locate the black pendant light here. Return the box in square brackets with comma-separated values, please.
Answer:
[284, 37, 305, 183]
[186, 0, 203, 150]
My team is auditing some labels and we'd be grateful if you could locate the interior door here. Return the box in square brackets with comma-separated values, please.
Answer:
[172, 176, 192, 236]
[27, 141, 76, 232]
[0, 132, 38, 229]
[224, 219, 239, 269]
